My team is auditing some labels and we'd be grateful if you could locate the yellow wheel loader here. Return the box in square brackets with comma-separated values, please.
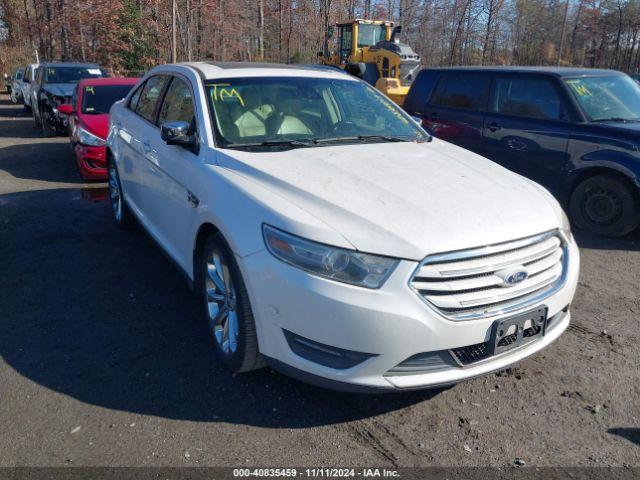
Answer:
[319, 19, 421, 105]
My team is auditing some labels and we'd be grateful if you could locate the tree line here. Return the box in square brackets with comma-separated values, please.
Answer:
[1, 0, 640, 76]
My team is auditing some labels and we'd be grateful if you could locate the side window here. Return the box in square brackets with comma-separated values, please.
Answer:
[128, 82, 144, 112]
[339, 26, 352, 64]
[157, 77, 195, 126]
[492, 77, 563, 120]
[135, 76, 167, 123]
[430, 73, 490, 111]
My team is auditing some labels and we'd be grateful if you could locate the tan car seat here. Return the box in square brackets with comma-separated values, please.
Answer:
[234, 88, 273, 138]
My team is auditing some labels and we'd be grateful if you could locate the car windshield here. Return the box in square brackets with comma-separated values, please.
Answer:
[205, 76, 429, 150]
[45, 67, 104, 84]
[82, 84, 134, 114]
[564, 75, 640, 122]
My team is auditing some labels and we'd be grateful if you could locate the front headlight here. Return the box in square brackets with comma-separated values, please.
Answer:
[263, 225, 399, 288]
[78, 126, 106, 146]
[560, 208, 573, 242]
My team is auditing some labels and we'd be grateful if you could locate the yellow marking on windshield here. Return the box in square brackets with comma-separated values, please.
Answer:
[566, 80, 593, 97]
[210, 83, 245, 106]
[85, 86, 95, 95]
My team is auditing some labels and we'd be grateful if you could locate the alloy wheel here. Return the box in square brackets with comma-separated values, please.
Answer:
[205, 250, 239, 356]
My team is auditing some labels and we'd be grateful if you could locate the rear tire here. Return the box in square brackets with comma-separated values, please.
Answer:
[201, 233, 265, 373]
[569, 175, 640, 237]
[107, 158, 134, 229]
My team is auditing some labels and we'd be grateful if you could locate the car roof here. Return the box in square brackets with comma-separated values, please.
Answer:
[421, 66, 625, 77]
[78, 77, 138, 87]
[39, 62, 102, 68]
[167, 61, 354, 81]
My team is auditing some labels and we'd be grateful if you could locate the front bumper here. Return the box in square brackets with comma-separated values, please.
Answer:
[73, 144, 107, 180]
[238, 237, 580, 391]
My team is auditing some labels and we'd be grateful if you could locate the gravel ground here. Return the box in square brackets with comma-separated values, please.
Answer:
[0, 93, 638, 468]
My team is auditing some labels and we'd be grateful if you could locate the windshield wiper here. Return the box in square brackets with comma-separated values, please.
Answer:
[313, 135, 419, 144]
[223, 139, 315, 150]
[591, 117, 640, 123]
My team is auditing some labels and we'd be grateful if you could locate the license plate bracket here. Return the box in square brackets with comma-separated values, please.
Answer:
[489, 306, 548, 356]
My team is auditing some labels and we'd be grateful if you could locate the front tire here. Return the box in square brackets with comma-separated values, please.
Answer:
[569, 175, 640, 237]
[41, 109, 56, 137]
[33, 104, 42, 128]
[107, 158, 134, 229]
[201, 233, 264, 373]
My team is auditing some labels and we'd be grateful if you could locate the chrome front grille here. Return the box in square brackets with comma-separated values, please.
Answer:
[410, 231, 567, 320]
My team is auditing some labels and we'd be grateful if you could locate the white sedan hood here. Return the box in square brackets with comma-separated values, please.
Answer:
[219, 140, 561, 260]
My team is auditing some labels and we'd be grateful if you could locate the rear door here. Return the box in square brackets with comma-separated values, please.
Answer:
[117, 75, 168, 217]
[421, 72, 490, 155]
[482, 75, 572, 193]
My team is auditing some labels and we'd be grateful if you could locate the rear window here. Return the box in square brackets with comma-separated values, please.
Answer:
[430, 73, 490, 111]
[82, 84, 135, 114]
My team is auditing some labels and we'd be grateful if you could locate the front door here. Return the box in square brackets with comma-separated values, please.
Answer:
[143, 75, 201, 271]
[482, 75, 572, 195]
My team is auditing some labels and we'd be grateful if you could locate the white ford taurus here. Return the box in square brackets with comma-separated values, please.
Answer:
[107, 62, 579, 392]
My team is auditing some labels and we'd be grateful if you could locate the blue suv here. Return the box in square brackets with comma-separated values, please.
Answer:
[404, 67, 640, 237]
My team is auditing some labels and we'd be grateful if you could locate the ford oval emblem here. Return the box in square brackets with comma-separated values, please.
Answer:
[504, 270, 528, 286]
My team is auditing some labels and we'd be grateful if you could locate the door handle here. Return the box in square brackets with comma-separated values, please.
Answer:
[488, 122, 501, 132]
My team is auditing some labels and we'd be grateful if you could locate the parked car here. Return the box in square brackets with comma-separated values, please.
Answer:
[404, 67, 640, 237]
[9, 67, 24, 104]
[58, 77, 138, 180]
[30, 62, 107, 136]
[106, 62, 579, 392]
[20, 63, 39, 113]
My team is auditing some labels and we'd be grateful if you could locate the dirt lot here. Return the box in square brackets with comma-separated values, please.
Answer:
[0, 92, 638, 469]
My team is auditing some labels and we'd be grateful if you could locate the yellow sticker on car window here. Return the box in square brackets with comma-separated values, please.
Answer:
[85, 86, 95, 95]
[210, 83, 245, 106]
[566, 80, 592, 97]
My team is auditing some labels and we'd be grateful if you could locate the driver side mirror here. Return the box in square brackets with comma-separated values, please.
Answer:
[161, 121, 199, 153]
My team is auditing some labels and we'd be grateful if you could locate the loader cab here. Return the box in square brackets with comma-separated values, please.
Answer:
[334, 20, 393, 64]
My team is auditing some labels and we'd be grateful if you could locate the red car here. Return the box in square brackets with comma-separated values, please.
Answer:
[59, 77, 138, 180]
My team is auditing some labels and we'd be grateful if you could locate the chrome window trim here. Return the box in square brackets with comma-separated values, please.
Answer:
[408, 229, 569, 321]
